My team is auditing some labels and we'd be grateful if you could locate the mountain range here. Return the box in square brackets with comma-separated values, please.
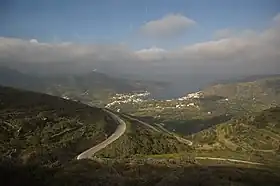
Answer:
[0, 67, 168, 106]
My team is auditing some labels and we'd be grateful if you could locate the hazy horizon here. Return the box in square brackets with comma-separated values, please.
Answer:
[1, 0, 280, 98]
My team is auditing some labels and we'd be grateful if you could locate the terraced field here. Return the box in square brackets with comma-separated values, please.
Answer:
[217, 124, 280, 152]
[188, 107, 280, 161]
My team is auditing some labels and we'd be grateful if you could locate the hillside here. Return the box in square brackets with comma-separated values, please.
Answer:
[96, 113, 191, 158]
[189, 107, 280, 159]
[0, 67, 167, 106]
[105, 76, 280, 137]
[0, 86, 118, 166]
[1, 87, 280, 185]
[210, 74, 280, 86]
[0, 86, 191, 164]
[0, 66, 48, 92]
[202, 76, 280, 106]
[2, 159, 280, 186]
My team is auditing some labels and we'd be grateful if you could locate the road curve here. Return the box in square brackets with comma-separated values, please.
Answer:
[76, 110, 263, 166]
[76, 109, 126, 160]
[174, 135, 193, 146]
[195, 157, 264, 165]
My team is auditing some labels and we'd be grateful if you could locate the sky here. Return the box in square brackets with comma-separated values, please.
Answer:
[0, 0, 280, 77]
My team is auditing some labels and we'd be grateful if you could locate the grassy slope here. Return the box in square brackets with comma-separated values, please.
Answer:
[189, 107, 280, 163]
[96, 113, 192, 158]
[0, 86, 118, 166]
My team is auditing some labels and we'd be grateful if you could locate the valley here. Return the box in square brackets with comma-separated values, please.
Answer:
[0, 73, 280, 185]
[100, 75, 280, 166]
[1, 2, 280, 185]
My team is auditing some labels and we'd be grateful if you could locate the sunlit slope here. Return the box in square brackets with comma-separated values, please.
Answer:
[190, 107, 280, 155]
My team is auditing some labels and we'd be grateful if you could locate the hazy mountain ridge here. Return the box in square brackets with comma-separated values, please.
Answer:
[202, 76, 280, 102]
[210, 74, 280, 86]
[0, 67, 168, 106]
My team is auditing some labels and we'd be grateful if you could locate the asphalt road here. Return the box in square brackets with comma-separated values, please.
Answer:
[76, 110, 263, 166]
[195, 157, 264, 165]
[76, 109, 126, 160]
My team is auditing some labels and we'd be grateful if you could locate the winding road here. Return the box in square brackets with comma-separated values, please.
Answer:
[76, 110, 192, 160]
[195, 157, 264, 165]
[76, 109, 126, 160]
[76, 110, 264, 166]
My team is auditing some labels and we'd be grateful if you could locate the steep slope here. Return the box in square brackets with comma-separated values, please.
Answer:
[0, 86, 118, 166]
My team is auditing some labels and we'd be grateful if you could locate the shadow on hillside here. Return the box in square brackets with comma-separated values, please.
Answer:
[129, 114, 232, 136]
[164, 115, 232, 135]
[1, 159, 280, 186]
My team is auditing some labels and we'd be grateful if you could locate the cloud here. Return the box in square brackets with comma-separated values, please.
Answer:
[140, 14, 195, 39]
[214, 29, 258, 39]
[273, 13, 280, 23]
[214, 29, 236, 39]
[29, 39, 38, 44]
[135, 47, 166, 60]
[0, 13, 279, 76]
[0, 37, 139, 74]
[136, 46, 166, 54]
